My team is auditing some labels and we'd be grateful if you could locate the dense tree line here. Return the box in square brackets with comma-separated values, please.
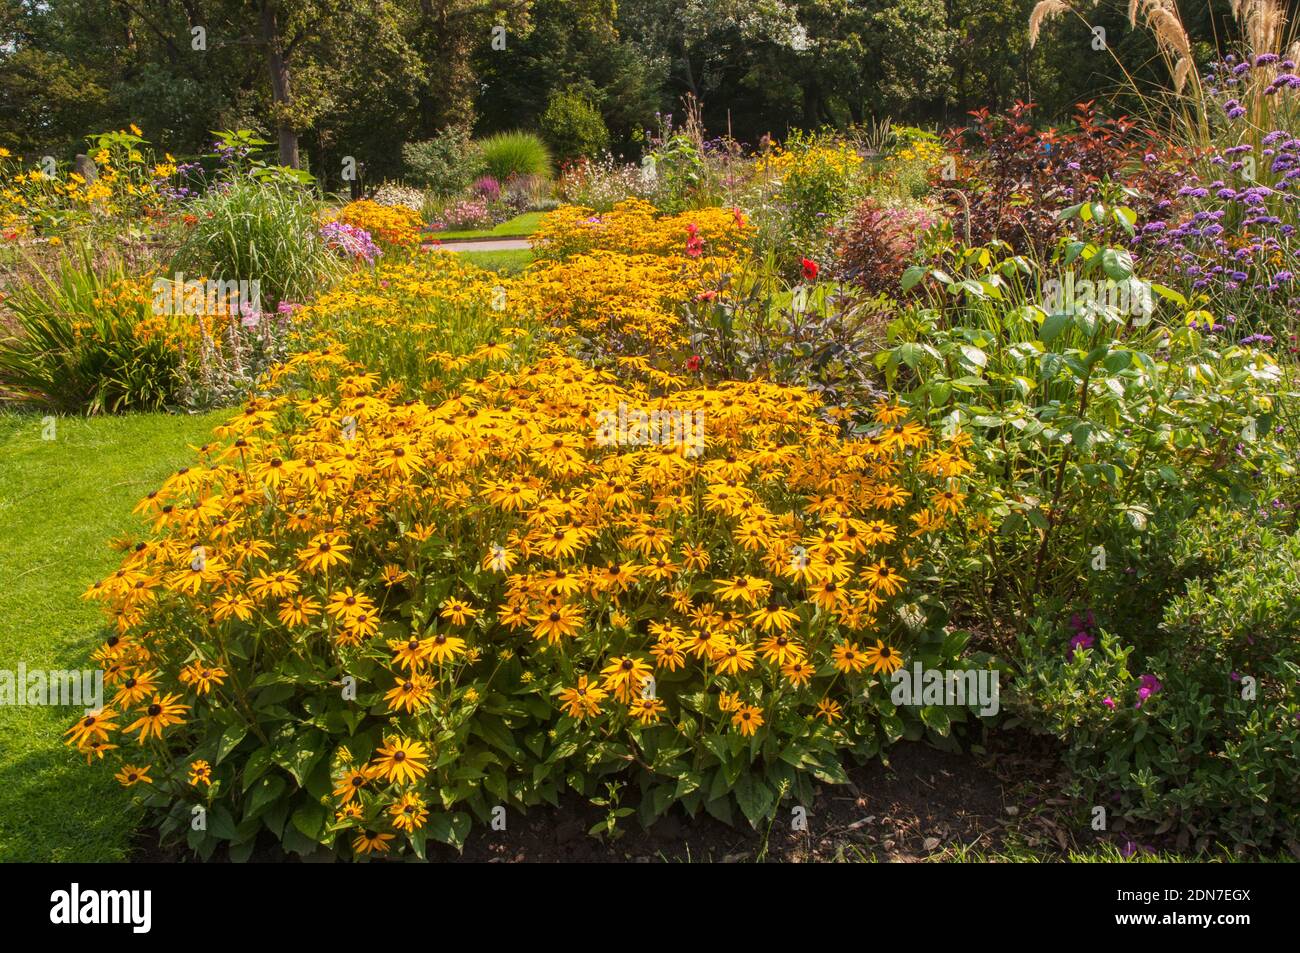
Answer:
[0, 0, 1243, 183]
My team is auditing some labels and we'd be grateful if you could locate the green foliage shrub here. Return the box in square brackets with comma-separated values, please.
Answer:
[402, 126, 486, 196]
[540, 88, 610, 162]
[1012, 511, 1300, 853]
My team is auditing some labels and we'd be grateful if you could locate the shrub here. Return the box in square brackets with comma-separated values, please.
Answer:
[333, 199, 423, 252]
[478, 131, 552, 183]
[171, 175, 341, 309]
[684, 264, 893, 415]
[752, 134, 865, 276]
[402, 126, 485, 196]
[1012, 512, 1300, 852]
[557, 155, 656, 212]
[471, 176, 501, 201]
[520, 200, 753, 356]
[439, 197, 493, 231]
[370, 182, 426, 213]
[0, 127, 170, 239]
[502, 173, 550, 214]
[0, 243, 295, 412]
[881, 229, 1290, 639]
[540, 88, 610, 163]
[944, 102, 1149, 257]
[0, 246, 184, 413]
[75, 295, 975, 857]
[530, 199, 750, 261]
[835, 198, 939, 296]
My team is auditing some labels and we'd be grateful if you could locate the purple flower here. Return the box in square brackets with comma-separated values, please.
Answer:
[320, 221, 380, 265]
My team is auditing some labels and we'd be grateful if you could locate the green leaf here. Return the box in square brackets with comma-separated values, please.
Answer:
[427, 811, 472, 850]
[900, 265, 927, 292]
[291, 800, 328, 842]
[243, 773, 287, 821]
[1040, 312, 1070, 343]
[732, 773, 776, 827]
[216, 723, 248, 765]
[921, 705, 953, 736]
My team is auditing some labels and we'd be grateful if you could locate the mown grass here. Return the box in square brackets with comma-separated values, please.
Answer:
[458, 249, 535, 274]
[0, 408, 227, 861]
[433, 210, 545, 240]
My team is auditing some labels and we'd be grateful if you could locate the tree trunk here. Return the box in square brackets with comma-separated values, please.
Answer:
[259, 0, 299, 168]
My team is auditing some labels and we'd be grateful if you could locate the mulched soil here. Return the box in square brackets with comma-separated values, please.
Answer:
[132, 730, 1105, 862]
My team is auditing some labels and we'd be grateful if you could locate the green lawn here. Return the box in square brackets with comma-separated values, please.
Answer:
[0, 408, 228, 861]
[432, 210, 545, 240]
[459, 249, 535, 274]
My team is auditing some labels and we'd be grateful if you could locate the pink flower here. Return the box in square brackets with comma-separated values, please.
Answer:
[1135, 674, 1162, 708]
[1102, 696, 1116, 709]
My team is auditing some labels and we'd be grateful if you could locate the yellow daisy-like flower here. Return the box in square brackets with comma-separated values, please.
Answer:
[370, 737, 429, 785]
[731, 704, 764, 736]
[863, 640, 904, 675]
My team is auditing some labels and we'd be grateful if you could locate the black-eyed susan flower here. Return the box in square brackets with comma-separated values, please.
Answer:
[389, 792, 429, 832]
[333, 765, 376, 804]
[712, 638, 757, 676]
[189, 759, 212, 786]
[758, 633, 805, 666]
[831, 641, 869, 674]
[112, 669, 159, 707]
[814, 698, 844, 724]
[296, 532, 351, 573]
[781, 659, 814, 687]
[731, 704, 764, 736]
[353, 828, 395, 855]
[124, 693, 189, 742]
[600, 655, 654, 703]
[863, 640, 904, 675]
[628, 696, 666, 725]
[115, 763, 153, 787]
[533, 605, 585, 642]
[438, 597, 477, 626]
[384, 673, 435, 713]
[558, 675, 607, 720]
[178, 661, 226, 695]
[370, 737, 429, 785]
[64, 708, 119, 748]
[425, 632, 466, 664]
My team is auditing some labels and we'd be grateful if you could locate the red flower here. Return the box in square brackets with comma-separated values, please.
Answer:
[801, 258, 819, 281]
[686, 355, 703, 372]
[696, 290, 717, 302]
[732, 207, 746, 227]
[685, 237, 704, 258]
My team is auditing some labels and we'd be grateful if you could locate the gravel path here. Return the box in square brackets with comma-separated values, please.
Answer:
[426, 238, 532, 252]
